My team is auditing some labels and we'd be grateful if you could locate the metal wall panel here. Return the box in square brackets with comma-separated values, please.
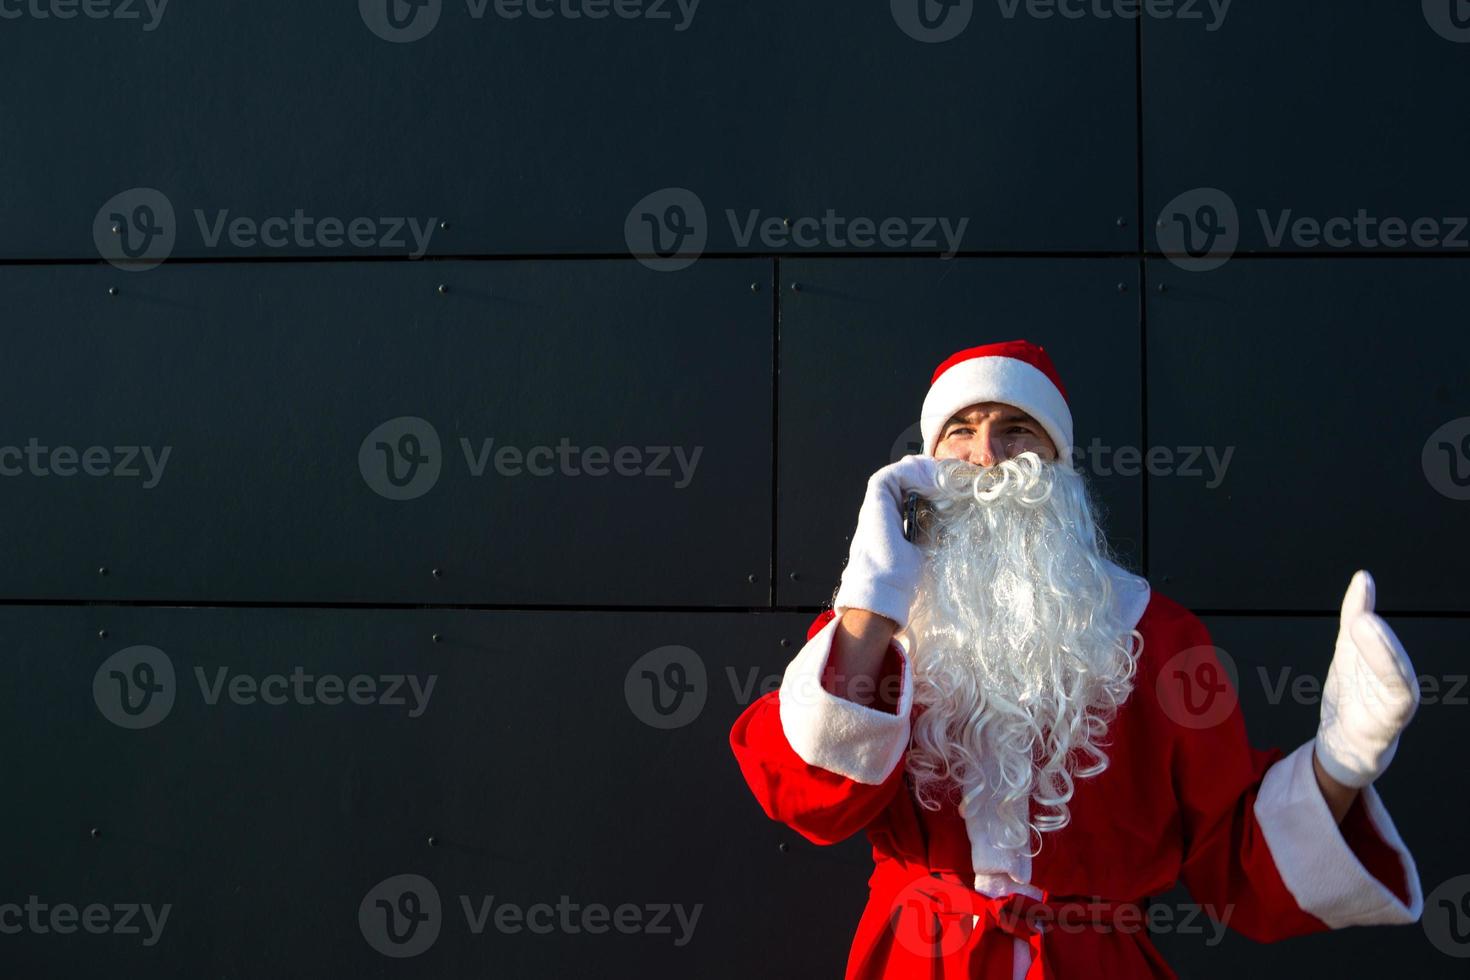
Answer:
[0, 1, 1135, 259]
[776, 258, 1144, 608]
[0, 259, 771, 606]
[0, 605, 872, 978]
[1144, 3, 1470, 255]
[1147, 614, 1464, 976]
[1147, 258, 1470, 612]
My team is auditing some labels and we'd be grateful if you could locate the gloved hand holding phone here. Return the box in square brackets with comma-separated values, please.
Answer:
[832, 454, 943, 632]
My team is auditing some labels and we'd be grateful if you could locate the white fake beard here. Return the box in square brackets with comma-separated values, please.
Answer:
[901, 452, 1144, 859]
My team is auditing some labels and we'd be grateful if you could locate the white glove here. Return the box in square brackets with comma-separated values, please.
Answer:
[832, 454, 942, 631]
[1314, 570, 1421, 789]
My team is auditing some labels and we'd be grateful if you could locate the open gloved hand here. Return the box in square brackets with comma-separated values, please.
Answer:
[832, 454, 943, 632]
[1314, 570, 1422, 789]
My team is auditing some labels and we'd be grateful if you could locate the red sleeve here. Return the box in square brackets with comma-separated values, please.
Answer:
[728, 610, 913, 846]
[1156, 604, 1423, 940]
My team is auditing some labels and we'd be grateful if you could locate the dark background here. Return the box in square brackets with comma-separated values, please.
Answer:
[1, 1, 1467, 976]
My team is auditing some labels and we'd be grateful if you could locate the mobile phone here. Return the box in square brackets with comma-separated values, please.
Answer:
[902, 491, 924, 543]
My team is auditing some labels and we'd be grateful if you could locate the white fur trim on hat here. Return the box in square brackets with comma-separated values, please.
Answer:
[920, 354, 1074, 467]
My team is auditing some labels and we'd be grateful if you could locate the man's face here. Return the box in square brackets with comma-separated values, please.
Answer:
[932, 401, 1057, 466]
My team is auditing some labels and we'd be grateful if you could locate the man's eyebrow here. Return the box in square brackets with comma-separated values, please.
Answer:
[945, 413, 1036, 428]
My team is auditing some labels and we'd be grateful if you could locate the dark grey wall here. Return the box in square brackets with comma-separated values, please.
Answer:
[1, 1, 1466, 976]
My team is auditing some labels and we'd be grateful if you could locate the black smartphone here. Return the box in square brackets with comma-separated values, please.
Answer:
[902, 491, 924, 543]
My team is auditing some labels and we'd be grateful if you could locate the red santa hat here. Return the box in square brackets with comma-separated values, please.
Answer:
[919, 339, 1074, 468]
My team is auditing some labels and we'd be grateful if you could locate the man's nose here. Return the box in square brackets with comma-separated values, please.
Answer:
[968, 424, 998, 467]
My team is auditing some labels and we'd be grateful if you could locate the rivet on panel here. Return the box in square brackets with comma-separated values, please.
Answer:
[432, 633, 442, 644]
[431, 567, 442, 579]
[90, 828, 101, 840]
[790, 282, 801, 293]
[746, 573, 758, 584]
[97, 566, 109, 577]
[1156, 284, 1167, 294]
[437, 284, 449, 296]
[428, 834, 439, 847]
[107, 287, 119, 297]
[788, 572, 800, 582]
[1116, 283, 1128, 293]
[97, 629, 108, 639]
[749, 282, 760, 293]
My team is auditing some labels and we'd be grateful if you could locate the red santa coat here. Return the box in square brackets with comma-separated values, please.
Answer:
[729, 564, 1422, 979]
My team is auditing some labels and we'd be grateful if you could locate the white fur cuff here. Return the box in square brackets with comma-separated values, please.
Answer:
[777, 613, 914, 785]
[1253, 739, 1424, 927]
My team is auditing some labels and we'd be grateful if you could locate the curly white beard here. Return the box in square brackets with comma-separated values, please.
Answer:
[901, 452, 1145, 861]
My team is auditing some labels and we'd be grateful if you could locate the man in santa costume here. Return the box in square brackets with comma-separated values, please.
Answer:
[729, 339, 1423, 979]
